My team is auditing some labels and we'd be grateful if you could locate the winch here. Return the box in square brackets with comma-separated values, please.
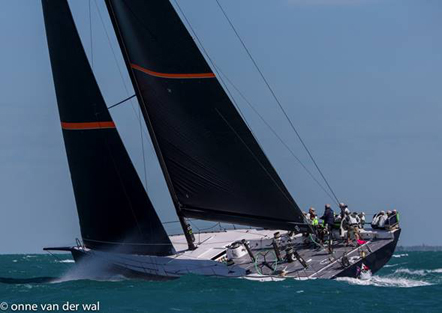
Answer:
[226, 241, 247, 260]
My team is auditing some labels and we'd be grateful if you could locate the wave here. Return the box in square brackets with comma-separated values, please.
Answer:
[392, 253, 408, 258]
[394, 268, 426, 276]
[394, 268, 442, 276]
[56, 259, 75, 263]
[336, 276, 431, 288]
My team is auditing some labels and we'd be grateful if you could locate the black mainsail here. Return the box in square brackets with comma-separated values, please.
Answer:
[42, 0, 175, 256]
[105, 1, 309, 233]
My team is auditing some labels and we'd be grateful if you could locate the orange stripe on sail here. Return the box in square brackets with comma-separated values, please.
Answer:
[61, 121, 116, 130]
[131, 63, 215, 79]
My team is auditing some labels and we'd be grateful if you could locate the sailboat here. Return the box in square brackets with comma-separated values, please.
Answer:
[42, 0, 400, 280]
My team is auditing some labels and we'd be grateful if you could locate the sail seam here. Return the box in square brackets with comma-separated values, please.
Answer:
[131, 63, 215, 79]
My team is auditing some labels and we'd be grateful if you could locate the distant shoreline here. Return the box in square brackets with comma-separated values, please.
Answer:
[397, 245, 442, 252]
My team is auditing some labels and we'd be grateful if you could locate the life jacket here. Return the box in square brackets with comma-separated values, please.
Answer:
[378, 214, 388, 228]
[371, 214, 380, 227]
[348, 214, 359, 226]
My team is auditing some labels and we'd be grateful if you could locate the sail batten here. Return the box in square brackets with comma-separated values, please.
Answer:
[42, 0, 175, 255]
[105, 0, 309, 232]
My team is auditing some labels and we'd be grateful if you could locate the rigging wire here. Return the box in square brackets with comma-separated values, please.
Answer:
[45, 250, 72, 268]
[89, 0, 93, 69]
[93, 0, 149, 189]
[215, 0, 340, 205]
[107, 94, 136, 109]
[174, 0, 302, 211]
[190, 221, 222, 233]
[173, 0, 265, 153]
[174, 0, 335, 203]
[139, 107, 149, 190]
[94, 0, 129, 95]
[88, 4, 149, 210]
[162, 220, 181, 224]
[213, 65, 335, 202]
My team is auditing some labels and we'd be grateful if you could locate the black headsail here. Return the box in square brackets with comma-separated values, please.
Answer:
[42, 0, 175, 256]
[105, 0, 309, 234]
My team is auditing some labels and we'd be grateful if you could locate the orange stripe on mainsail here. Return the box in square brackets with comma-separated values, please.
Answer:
[61, 121, 116, 130]
[130, 63, 215, 79]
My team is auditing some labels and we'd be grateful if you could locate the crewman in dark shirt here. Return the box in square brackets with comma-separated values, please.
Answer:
[321, 204, 334, 231]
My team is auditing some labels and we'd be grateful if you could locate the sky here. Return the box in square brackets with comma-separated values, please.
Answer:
[0, 0, 441, 253]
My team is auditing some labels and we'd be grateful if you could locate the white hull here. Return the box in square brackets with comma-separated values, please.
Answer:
[69, 228, 401, 281]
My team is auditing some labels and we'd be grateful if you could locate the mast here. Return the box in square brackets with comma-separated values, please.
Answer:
[105, 0, 196, 250]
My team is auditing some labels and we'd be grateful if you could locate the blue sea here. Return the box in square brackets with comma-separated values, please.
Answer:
[0, 251, 441, 313]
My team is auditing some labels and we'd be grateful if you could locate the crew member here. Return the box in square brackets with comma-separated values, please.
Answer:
[358, 212, 366, 229]
[372, 211, 387, 229]
[393, 209, 399, 221]
[371, 212, 381, 229]
[386, 209, 400, 228]
[345, 211, 361, 245]
[320, 204, 334, 231]
[340, 208, 350, 238]
[378, 211, 388, 228]
[308, 207, 319, 226]
[339, 202, 348, 218]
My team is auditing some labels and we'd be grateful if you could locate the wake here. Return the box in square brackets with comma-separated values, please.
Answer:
[337, 266, 442, 288]
[336, 275, 431, 288]
[56, 259, 75, 263]
[51, 257, 126, 284]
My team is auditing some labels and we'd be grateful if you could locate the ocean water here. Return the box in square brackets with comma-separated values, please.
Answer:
[0, 251, 441, 313]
